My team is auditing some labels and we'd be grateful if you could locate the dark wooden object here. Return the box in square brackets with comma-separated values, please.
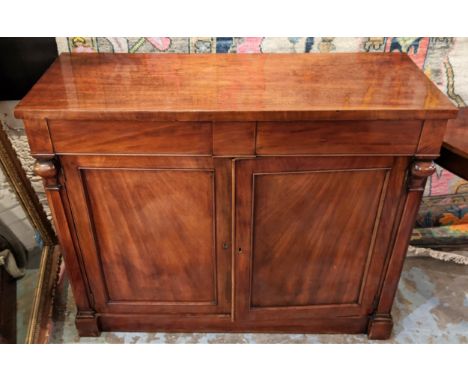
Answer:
[436, 107, 468, 180]
[15, 53, 457, 339]
[0, 268, 16, 343]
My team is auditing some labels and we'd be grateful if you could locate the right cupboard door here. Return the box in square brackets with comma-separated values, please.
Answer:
[234, 156, 409, 323]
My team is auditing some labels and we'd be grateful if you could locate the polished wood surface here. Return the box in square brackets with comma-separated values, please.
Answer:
[234, 156, 408, 322]
[416, 120, 449, 156]
[61, 156, 231, 315]
[436, 108, 468, 179]
[83, 169, 216, 303]
[48, 120, 212, 155]
[251, 164, 386, 307]
[22, 119, 54, 156]
[213, 122, 256, 156]
[16, 53, 456, 339]
[15, 53, 457, 121]
[370, 160, 436, 339]
[256, 121, 422, 155]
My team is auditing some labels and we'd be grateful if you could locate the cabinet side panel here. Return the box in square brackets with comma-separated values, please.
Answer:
[23, 119, 54, 156]
[416, 120, 448, 156]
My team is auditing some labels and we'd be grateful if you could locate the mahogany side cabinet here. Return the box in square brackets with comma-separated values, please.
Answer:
[15, 53, 458, 339]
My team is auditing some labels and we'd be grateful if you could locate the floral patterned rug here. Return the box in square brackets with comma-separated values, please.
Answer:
[413, 165, 468, 249]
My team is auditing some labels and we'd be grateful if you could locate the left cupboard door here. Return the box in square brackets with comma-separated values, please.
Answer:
[60, 156, 232, 316]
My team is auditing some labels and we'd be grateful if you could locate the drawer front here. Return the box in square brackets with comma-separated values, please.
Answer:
[256, 121, 422, 155]
[213, 122, 256, 156]
[48, 120, 212, 155]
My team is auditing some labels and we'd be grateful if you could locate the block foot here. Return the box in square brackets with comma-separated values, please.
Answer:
[367, 314, 393, 340]
[76, 311, 101, 337]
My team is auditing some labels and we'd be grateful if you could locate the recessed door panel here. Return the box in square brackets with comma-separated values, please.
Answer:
[62, 156, 231, 315]
[83, 168, 216, 304]
[235, 156, 407, 321]
[251, 170, 386, 307]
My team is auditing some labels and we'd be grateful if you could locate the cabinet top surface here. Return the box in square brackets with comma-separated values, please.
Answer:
[15, 53, 457, 121]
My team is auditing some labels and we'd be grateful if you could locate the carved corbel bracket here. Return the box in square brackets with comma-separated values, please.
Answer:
[407, 160, 436, 192]
[34, 158, 61, 191]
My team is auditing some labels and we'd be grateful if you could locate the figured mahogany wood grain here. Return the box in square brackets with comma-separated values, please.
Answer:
[376, 185, 427, 315]
[18, 52, 458, 338]
[48, 120, 212, 155]
[234, 156, 408, 322]
[23, 119, 54, 155]
[250, 169, 386, 307]
[256, 121, 421, 155]
[213, 122, 256, 156]
[15, 53, 457, 121]
[416, 120, 448, 156]
[83, 168, 216, 303]
[61, 156, 231, 315]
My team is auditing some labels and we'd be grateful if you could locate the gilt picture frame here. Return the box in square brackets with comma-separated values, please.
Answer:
[0, 125, 59, 343]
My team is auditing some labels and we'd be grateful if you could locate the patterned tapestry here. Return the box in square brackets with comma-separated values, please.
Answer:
[55, 37, 468, 110]
[55, 37, 468, 247]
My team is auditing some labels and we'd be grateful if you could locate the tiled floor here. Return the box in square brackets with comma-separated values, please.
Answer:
[49, 257, 468, 344]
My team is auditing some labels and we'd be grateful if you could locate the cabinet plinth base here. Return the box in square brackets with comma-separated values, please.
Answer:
[73, 313, 373, 337]
[367, 314, 393, 340]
